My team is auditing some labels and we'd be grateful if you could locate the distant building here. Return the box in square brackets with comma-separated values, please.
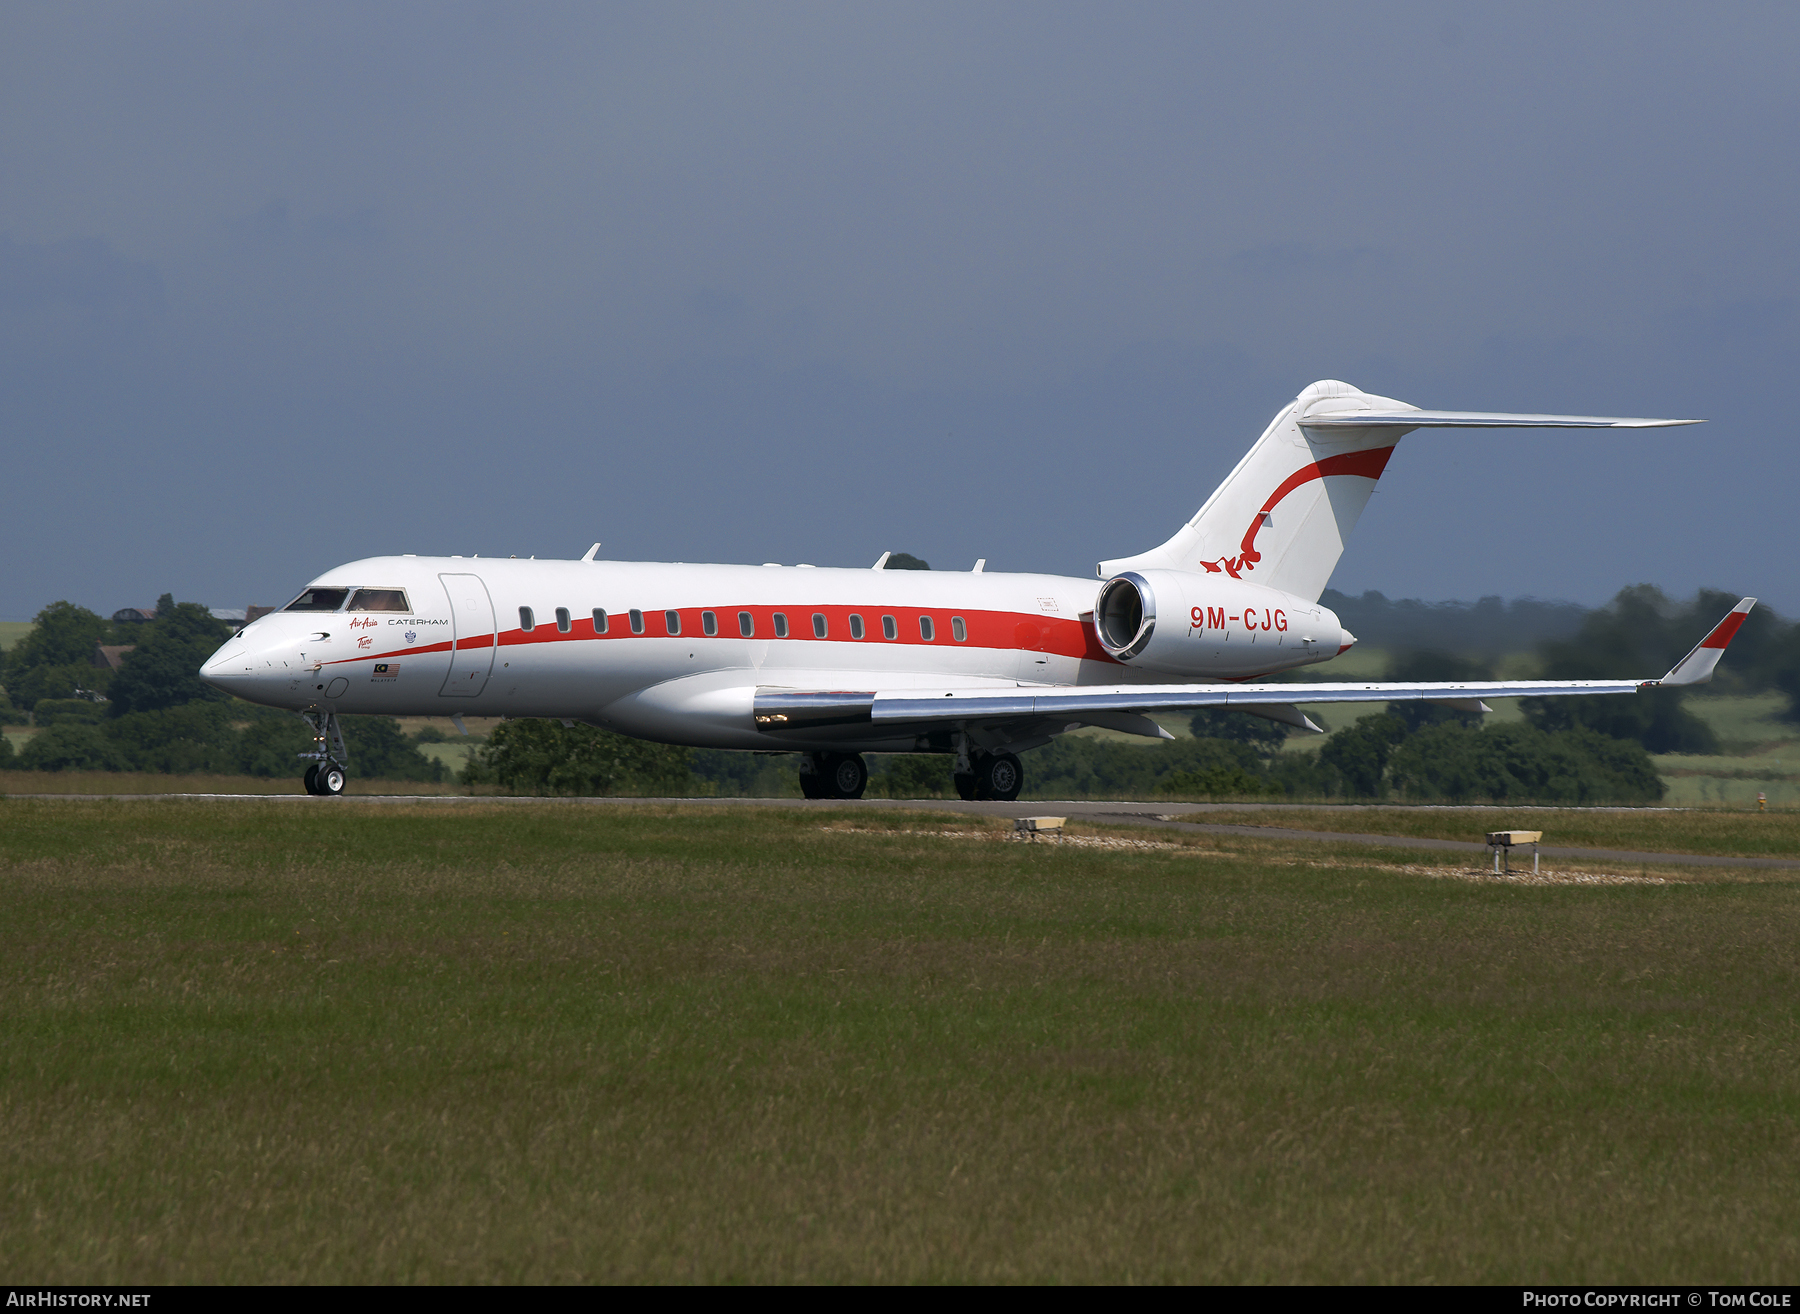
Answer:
[112, 607, 156, 623]
[245, 605, 276, 623]
[210, 608, 247, 623]
[93, 644, 135, 670]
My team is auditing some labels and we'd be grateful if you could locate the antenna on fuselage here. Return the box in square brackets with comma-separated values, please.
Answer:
[871, 551, 891, 570]
[581, 543, 601, 562]
[972, 559, 986, 573]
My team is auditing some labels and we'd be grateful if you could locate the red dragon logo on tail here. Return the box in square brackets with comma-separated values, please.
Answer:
[1198, 447, 1395, 577]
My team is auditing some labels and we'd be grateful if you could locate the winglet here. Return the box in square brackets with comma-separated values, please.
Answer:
[1653, 597, 1757, 686]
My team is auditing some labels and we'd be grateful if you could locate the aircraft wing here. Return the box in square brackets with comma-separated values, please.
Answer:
[753, 597, 1756, 739]
[1299, 410, 1702, 430]
[756, 678, 1641, 737]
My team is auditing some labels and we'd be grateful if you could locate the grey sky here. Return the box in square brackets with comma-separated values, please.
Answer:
[3, 2, 1796, 619]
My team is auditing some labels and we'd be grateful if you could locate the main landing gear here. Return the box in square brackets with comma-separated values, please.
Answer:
[799, 752, 868, 800]
[300, 711, 349, 797]
[953, 751, 1023, 802]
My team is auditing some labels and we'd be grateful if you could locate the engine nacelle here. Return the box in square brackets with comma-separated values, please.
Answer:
[1093, 569, 1351, 678]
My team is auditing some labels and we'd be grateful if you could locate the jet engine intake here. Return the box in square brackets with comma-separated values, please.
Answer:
[1095, 572, 1156, 660]
[1094, 569, 1348, 678]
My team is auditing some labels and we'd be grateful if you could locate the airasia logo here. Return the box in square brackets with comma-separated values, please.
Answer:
[1192, 606, 1286, 633]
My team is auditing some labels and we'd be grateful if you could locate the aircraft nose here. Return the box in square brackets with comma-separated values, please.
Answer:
[199, 636, 259, 692]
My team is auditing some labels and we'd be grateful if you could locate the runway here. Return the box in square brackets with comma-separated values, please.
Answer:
[11, 792, 1799, 871]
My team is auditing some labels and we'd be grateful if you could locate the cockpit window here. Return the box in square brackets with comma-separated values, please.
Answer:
[284, 587, 349, 612]
[347, 588, 411, 612]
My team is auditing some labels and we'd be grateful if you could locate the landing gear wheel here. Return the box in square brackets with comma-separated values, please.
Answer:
[975, 752, 1023, 802]
[317, 762, 347, 796]
[302, 764, 321, 795]
[953, 772, 977, 802]
[823, 752, 868, 800]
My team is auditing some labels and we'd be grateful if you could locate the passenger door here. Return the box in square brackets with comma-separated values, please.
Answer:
[439, 573, 496, 697]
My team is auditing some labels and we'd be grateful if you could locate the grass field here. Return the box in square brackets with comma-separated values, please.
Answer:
[4, 800, 1799, 1282]
[1186, 807, 1800, 859]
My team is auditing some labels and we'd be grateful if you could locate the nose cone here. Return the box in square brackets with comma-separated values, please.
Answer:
[199, 635, 260, 695]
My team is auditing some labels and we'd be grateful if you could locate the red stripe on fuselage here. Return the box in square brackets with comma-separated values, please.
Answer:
[325, 605, 1119, 668]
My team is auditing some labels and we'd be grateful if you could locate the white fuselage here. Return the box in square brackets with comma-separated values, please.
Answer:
[201, 556, 1351, 752]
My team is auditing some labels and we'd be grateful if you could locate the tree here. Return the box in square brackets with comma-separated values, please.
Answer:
[9, 665, 105, 711]
[5, 601, 110, 673]
[884, 553, 930, 570]
[107, 596, 232, 715]
[466, 720, 695, 795]
[1522, 584, 1719, 755]
[1318, 713, 1409, 798]
[1188, 708, 1290, 752]
[1384, 649, 1493, 732]
[104, 703, 241, 774]
[1389, 722, 1662, 804]
[340, 717, 447, 782]
[238, 714, 314, 777]
[16, 724, 131, 772]
[869, 754, 955, 798]
[3, 601, 112, 711]
[1159, 764, 1281, 798]
[1023, 731, 1269, 799]
[1779, 662, 1800, 726]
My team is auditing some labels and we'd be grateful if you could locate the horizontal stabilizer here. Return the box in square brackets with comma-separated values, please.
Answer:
[1300, 410, 1702, 430]
[1655, 597, 1756, 686]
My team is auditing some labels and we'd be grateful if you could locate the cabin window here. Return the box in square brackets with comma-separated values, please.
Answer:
[519, 606, 535, 632]
[702, 611, 717, 636]
[849, 614, 865, 640]
[881, 615, 897, 640]
[347, 588, 411, 613]
[284, 587, 348, 612]
[555, 607, 572, 633]
[629, 609, 644, 635]
[739, 612, 754, 637]
[773, 613, 789, 638]
[665, 610, 681, 636]
[593, 609, 608, 634]
[919, 615, 935, 641]
[952, 616, 967, 642]
[812, 613, 827, 638]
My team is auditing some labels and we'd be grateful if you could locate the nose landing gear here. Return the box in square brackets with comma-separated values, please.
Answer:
[300, 711, 349, 796]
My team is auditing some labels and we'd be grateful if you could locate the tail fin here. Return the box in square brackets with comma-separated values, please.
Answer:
[1097, 380, 1702, 602]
